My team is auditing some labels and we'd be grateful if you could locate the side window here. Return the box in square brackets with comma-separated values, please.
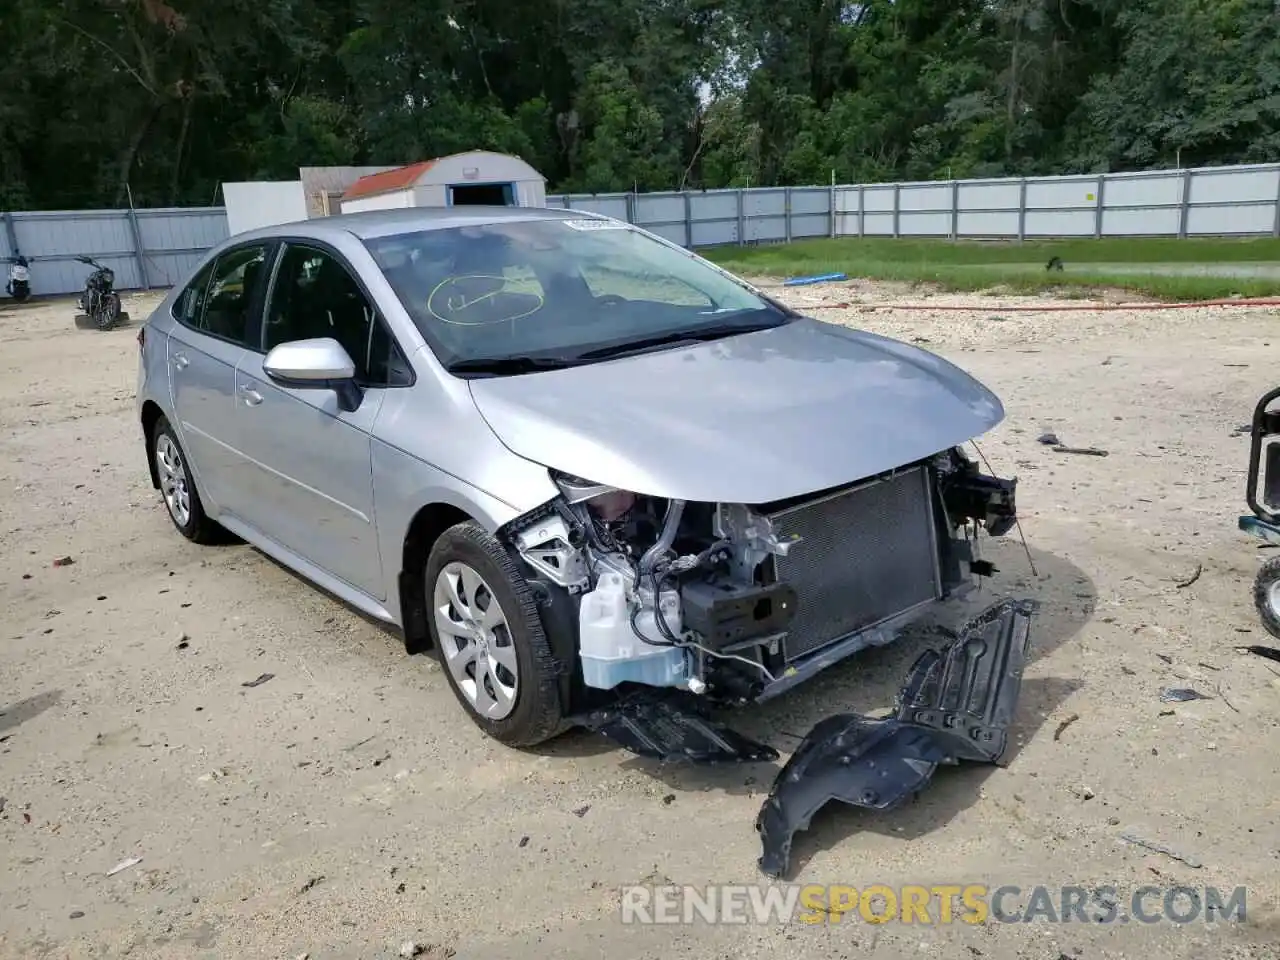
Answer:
[173, 261, 214, 325]
[264, 244, 411, 387]
[190, 245, 268, 346]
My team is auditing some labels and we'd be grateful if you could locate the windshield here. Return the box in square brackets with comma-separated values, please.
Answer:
[362, 217, 789, 373]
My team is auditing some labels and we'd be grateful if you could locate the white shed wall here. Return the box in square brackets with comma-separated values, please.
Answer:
[412, 184, 449, 207]
[515, 179, 547, 207]
[223, 181, 308, 235]
[340, 189, 415, 215]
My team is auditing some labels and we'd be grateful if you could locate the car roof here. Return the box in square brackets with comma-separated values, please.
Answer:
[230, 205, 609, 245]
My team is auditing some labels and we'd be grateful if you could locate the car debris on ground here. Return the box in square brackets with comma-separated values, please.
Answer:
[753, 598, 1037, 878]
[1174, 562, 1204, 588]
[1239, 644, 1280, 663]
[1158, 687, 1211, 703]
[105, 856, 142, 877]
[1036, 430, 1108, 456]
[1118, 831, 1204, 868]
[1053, 713, 1080, 741]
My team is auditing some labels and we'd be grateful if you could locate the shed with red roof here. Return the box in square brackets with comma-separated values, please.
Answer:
[338, 151, 546, 214]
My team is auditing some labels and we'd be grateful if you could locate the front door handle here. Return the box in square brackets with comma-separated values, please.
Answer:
[238, 384, 263, 406]
[172, 353, 189, 371]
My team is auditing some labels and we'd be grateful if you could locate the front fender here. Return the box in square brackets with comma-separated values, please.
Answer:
[372, 437, 559, 628]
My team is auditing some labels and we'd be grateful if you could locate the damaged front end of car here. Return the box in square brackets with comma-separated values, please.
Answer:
[495, 443, 1034, 877]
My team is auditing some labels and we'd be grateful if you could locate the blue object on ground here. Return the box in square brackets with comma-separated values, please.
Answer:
[783, 272, 848, 286]
[1240, 514, 1280, 544]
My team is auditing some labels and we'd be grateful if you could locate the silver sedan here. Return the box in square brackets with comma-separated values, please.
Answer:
[135, 205, 1023, 761]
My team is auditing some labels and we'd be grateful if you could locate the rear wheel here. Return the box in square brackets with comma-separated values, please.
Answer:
[152, 416, 224, 544]
[425, 521, 564, 746]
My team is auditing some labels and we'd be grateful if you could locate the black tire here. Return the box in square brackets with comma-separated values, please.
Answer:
[1253, 556, 1280, 640]
[151, 415, 225, 545]
[96, 295, 120, 330]
[424, 521, 564, 747]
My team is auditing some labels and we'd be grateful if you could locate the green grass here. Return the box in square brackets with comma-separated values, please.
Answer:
[701, 237, 1280, 301]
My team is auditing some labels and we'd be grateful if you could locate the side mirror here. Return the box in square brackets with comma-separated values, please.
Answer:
[263, 337, 363, 412]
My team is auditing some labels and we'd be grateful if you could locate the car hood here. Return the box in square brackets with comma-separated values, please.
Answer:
[467, 317, 1005, 504]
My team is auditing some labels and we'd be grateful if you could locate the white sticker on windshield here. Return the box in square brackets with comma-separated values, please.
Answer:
[562, 218, 629, 230]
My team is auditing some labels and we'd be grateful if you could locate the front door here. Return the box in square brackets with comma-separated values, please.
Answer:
[231, 242, 412, 599]
[166, 243, 271, 515]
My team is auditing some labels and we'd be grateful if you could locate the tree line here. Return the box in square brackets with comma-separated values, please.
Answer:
[1, 0, 1276, 211]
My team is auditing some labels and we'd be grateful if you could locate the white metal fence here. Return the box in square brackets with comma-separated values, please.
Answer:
[547, 162, 1280, 246]
[5, 162, 1280, 297]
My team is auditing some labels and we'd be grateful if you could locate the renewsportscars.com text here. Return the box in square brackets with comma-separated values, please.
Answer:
[619, 884, 1248, 926]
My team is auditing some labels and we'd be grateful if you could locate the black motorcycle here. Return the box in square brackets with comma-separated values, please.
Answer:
[75, 255, 123, 330]
[3, 254, 30, 302]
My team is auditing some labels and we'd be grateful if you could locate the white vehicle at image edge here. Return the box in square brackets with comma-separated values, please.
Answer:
[134, 205, 1038, 879]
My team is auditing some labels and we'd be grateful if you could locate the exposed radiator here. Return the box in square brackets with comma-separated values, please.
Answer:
[768, 466, 943, 661]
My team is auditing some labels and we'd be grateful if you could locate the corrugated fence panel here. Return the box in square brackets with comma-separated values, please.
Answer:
[790, 188, 830, 215]
[957, 178, 1020, 237]
[856, 185, 894, 236]
[689, 191, 739, 246]
[1186, 166, 1280, 236]
[1104, 171, 1182, 208]
[1189, 203, 1275, 235]
[957, 211, 1017, 236]
[1026, 176, 1099, 208]
[787, 188, 831, 239]
[137, 209, 229, 287]
[862, 186, 896, 213]
[900, 184, 951, 212]
[899, 212, 949, 236]
[899, 181, 952, 237]
[832, 187, 861, 236]
[6, 160, 1280, 298]
[737, 189, 784, 243]
[1189, 166, 1278, 204]
[961, 180, 1022, 210]
[1103, 205, 1181, 236]
[1024, 209, 1095, 237]
[1023, 176, 1099, 237]
[632, 193, 688, 245]
[1099, 171, 1181, 236]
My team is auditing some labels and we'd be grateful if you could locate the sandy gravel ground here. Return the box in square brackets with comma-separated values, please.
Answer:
[2, 281, 1279, 960]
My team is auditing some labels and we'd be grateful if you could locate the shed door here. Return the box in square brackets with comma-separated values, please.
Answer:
[449, 182, 515, 206]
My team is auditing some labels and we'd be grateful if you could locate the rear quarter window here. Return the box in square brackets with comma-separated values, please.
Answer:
[173, 262, 215, 325]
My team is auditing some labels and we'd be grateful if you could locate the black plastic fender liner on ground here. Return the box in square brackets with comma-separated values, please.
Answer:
[754, 597, 1039, 880]
[571, 694, 780, 764]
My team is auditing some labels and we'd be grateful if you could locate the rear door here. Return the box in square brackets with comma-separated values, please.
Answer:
[166, 242, 273, 515]
[231, 240, 414, 599]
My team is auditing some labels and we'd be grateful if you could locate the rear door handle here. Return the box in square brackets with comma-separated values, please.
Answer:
[172, 353, 189, 370]
[238, 384, 263, 406]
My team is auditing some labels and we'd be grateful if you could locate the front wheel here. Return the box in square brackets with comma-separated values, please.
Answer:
[424, 521, 564, 746]
[97, 293, 121, 330]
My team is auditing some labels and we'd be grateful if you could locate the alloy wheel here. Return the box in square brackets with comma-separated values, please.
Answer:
[155, 433, 191, 527]
[432, 561, 519, 720]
